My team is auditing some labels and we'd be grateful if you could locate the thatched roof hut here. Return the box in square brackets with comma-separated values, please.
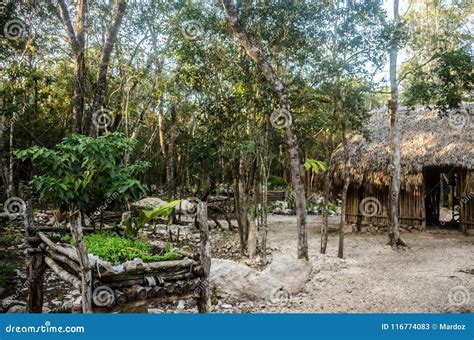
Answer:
[331, 103, 474, 234]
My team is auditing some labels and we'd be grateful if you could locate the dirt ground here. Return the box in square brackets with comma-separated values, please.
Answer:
[225, 214, 474, 313]
[1, 214, 473, 314]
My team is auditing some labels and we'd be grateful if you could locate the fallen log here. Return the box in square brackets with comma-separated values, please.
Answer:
[44, 256, 81, 289]
[38, 232, 79, 261]
[45, 248, 81, 275]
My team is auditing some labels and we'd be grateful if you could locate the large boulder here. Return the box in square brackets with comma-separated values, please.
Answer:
[133, 197, 167, 209]
[210, 254, 312, 301]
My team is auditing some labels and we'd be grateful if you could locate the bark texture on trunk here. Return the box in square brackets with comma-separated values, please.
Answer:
[57, 0, 86, 133]
[320, 171, 330, 254]
[247, 192, 257, 258]
[222, 0, 308, 259]
[69, 211, 92, 313]
[166, 103, 177, 199]
[89, 0, 128, 136]
[338, 101, 350, 259]
[25, 201, 45, 313]
[387, 0, 406, 248]
[196, 202, 211, 313]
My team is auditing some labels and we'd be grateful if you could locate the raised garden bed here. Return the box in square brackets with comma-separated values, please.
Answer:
[24, 202, 211, 313]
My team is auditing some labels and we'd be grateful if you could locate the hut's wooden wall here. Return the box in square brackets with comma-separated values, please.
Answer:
[460, 170, 474, 233]
[345, 169, 474, 233]
[345, 183, 424, 228]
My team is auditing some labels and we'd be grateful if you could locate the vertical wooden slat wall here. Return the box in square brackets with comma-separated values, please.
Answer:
[345, 183, 424, 228]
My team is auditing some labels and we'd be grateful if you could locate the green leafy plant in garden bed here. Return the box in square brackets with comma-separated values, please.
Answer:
[15, 132, 149, 217]
[0, 263, 16, 286]
[123, 200, 181, 239]
[79, 233, 182, 265]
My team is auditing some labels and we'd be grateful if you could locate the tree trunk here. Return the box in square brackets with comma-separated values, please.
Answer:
[166, 103, 177, 199]
[320, 171, 330, 254]
[69, 210, 92, 313]
[237, 162, 248, 256]
[260, 148, 269, 264]
[338, 102, 350, 259]
[25, 201, 45, 313]
[387, 0, 406, 248]
[247, 190, 257, 258]
[7, 117, 13, 196]
[233, 173, 246, 257]
[222, 0, 308, 259]
[338, 152, 350, 259]
[89, 0, 128, 136]
[57, 0, 86, 134]
[196, 202, 211, 313]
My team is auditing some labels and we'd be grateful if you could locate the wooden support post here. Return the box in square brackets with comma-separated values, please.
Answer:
[24, 201, 45, 313]
[69, 210, 93, 313]
[196, 201, 211, 313]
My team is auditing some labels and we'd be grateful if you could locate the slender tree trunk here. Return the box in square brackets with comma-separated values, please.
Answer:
[387, 0, 406, 248]
[260, 146, 269, 264]
[7, 118, 13, 196]
[338, 101, 350, 259]
[222, 0, 308, 259]
[69, 210, 92, 313]
[233, 173, 246, 257]
[197, 202, 211, 313]
[89, 0, 128, 136]
[25, 201, 45, 313]
[338, 149, 350, 259]
[57, 0, 86, 134]
[247, 187, 258, 258]
[166, 103, 177, 199]
[237, 160, 249, 256]
[320, 171, 330, 254]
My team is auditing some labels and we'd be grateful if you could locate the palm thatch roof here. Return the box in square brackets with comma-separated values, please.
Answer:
[331, 103, 474, 189]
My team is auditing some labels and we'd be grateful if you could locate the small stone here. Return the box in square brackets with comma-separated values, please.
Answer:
[177, 300, 185, 310]
[0, 287, 5, 295]
[221, 303, 233, 309]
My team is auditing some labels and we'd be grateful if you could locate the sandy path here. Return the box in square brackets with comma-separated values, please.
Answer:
[232, 215, 474, 313]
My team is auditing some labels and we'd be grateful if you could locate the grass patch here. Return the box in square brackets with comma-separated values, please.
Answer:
[0, 263, 16, 286]
[83, 233, 182, 265]
[0, 226, 22, 247]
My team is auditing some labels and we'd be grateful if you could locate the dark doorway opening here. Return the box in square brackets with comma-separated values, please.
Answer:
[424, 166, 461, 229]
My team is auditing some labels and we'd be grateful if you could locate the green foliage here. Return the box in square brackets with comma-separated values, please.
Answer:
[0, 263, 15, 286]
[82, 233, 181, 265]
[304, 159, 328, 174]
[123, 200, 181, 239]
[267, 175, 287, 191]
[0, 226, 22, 247]
[403, 48, 473, 111]
[269, 200, 293, 215]
[306, 197, 339, 216]
[15, 132, 149, 215]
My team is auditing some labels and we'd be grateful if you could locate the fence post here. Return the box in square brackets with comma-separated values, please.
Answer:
[25, 201, 45, 313]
